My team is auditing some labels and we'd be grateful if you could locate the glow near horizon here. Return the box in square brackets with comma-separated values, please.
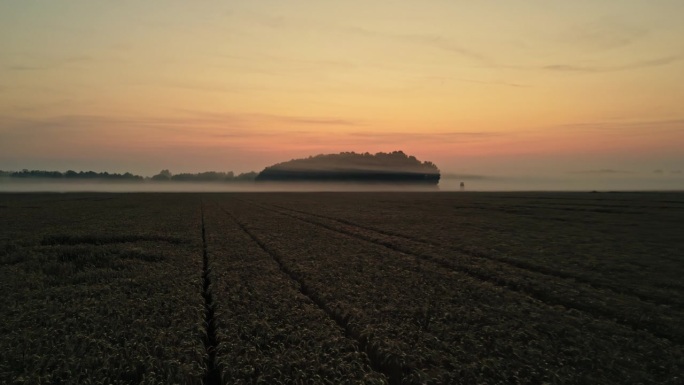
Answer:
[0, 1, 683, 180]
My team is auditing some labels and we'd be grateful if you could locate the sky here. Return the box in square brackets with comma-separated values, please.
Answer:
[1, 1, 683, 187]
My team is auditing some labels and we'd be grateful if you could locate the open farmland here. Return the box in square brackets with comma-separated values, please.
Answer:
[0, 192, 683, 384]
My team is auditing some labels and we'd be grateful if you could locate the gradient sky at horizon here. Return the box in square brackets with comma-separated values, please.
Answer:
[1, 1, 683, 183]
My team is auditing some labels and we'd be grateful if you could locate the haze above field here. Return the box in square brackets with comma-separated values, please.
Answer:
[1, 1, 683, 190]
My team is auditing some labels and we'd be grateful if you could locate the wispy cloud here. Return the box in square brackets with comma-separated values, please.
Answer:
[394, 33, 491, 63]
[242, 10, 678, 78]
[6, 65, 49, 71]
[261, 115, 360, 126]
[216, 53, 355, 73]
[424, 76, 529, 88]
[458, 78, 529, 88]
[546, 118, 684, 133]
[177, 110, 362, 127]
[4, 55, 92, 72]
[1, 111, 363, 152]
[344, 28, 493, 65]
[540, 55, 680, 73]
[343, 131, 503, 145]
[0, 114, 225, 134]
[243, 11, 491, 64]
[558, 19, 649, 52]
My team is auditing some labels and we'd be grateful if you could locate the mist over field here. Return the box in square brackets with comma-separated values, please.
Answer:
[440, 173, 684, 192]
[1, 173, 682, 192]
[0, 180, 439, 193]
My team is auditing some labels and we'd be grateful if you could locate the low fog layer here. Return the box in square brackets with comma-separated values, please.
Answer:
[0, 180, 439, 193]
[1, 174, 682, 192]
[440, 173, 684, 192]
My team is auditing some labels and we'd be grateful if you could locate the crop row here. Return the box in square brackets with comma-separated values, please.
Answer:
[223, 199, 684, 384]
[0, 195, 207, 384]
[252, 200, 684, 345]
[202, 202, 388, 384]
[248, 192, 684, 308]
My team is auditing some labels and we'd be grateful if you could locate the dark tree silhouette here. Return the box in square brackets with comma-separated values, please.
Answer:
[7, 169, 144, 181]
[151, 169, 173, 181]
[150, 170, 256, 182]
[256, 151, 440, 184]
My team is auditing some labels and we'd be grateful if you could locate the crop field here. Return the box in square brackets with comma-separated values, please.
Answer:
[1, 192, 683, 384]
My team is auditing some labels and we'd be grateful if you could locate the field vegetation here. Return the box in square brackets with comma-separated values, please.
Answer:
[0, 192, 682, 384]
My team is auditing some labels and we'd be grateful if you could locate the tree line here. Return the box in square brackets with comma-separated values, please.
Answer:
[0, 169, 258, 182]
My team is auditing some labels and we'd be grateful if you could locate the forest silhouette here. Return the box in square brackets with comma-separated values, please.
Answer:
[1, 151, 441, 184]
[0, 169, 258, 182]
[256, 151, 440, 184]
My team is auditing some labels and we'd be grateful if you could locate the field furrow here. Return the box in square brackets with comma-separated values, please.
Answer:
[252, 200, 684, 345]
[246, 193, 684, 308]
[200, 205, 220, 385]
[203, 202, 388, 384]
[224, 199, 684, 384]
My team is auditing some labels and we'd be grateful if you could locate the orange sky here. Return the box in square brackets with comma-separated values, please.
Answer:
[1, 1, 683, 182]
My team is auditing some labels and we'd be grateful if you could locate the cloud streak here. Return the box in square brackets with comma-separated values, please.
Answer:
[424, 76, 529, 88]
[558, 19, 649, 52]
[242, 10, 681, 83]
[177, 110, 363, 127]
[6, 65, 49, 71]
[3, 55, 93, 73]
[396, 33, 491, 62]
[540, 56, 680, 73]
[253, 114, 361, 126]
[341, 131, 505, 146]
[0, 112, 363, 142]
[244, 11, 492, 64]
[548, 118, 684, 133]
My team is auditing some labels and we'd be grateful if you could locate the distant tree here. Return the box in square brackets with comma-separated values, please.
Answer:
[235, 171, 258, 181]
[152, 169, 173, 181]
[170, 171, 237, 182]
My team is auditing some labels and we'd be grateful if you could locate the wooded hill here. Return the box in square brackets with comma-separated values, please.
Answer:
[256, 151, 440, 184]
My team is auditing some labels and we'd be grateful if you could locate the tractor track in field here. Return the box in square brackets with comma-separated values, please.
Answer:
[201, 205, 220, 385]
[242, 199, 684, 346]
[266, 203, 677, 306]
[221, 206, 413, 385]
[263, 201, 684, 308]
